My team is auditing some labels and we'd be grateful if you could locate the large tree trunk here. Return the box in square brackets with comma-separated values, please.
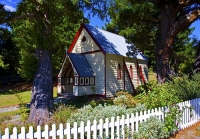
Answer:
[156, 6, 176, 84]
[28, 50, 53, 125]
[156, 8, 173, 83]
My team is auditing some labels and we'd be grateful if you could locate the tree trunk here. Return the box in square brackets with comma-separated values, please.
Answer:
[28, 50, 53, 125]
[156, 7, 176, 83]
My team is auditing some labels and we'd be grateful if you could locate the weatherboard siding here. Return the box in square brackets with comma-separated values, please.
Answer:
[85, 52, 105, 95]
[72, 28, 100, 53]
[124, 58, 148, 87]
[106, 54, 124, 97]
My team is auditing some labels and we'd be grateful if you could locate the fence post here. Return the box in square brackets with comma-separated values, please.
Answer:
[52, 124, 56, 139]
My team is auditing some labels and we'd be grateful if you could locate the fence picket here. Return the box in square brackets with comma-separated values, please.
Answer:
[111, 117, 115, 139]
[116, 116, 120, 139]
[135, 112, 139, 132]
[20, 127, 26, 139]
[27, 126, 34, 139]
[12, 127, 17, 139]
[93, 120, 97, 139]
[73, 122, 78, 139]
[79, 122, 84, 139]
[121, 115, 125, 138]
[99, 119, 103, 139]
[86, 120, 91, 139]
[59, 123, 64, 139]
[1, 98, 200, 139]
[4, 128, 10, 139]
[52, 124, 56, 139]
[65, 123, 71, 139]
[43, 125, 49, 139]
[105, 118, 109, 138]
[36, 125, 41, 139]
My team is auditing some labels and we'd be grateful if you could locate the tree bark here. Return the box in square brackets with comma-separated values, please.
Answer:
[156, 7, 175, 83]
[28, 50, 53, 125]
[156, 5, 200, 83]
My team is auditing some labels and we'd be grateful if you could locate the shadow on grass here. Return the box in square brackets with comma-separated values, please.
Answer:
[53, 95, 114, 110]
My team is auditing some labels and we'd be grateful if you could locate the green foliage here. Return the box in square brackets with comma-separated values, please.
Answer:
[11, 0, 86, 79]
[50, 104, 76, 125]
[133, 116, 169, 139]
[135, 81, 180, 109]
[113, 90, 138, 108]
[166, 72, 200, 101]
[15, 92, 29, 123]
[0, 29, 20, 76]
[67, 103, 146, 125]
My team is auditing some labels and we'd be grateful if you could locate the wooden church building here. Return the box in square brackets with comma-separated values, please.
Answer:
[57, 24, 149, 97]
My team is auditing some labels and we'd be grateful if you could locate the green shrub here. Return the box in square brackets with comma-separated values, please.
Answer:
[114, 91, 138, 108]
[67, 104, 146, 125]
[50, 104, 76, 125]
[133, 116, 169, 139]
[135, 81, 180, 109]
[165, 72, 200, 101]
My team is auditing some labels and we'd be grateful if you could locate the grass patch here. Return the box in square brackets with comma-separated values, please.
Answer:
[0, 110, 20, 124]
[0, 87, 58, 108]
[0, 91, 31, 108]
[148, 72, 157, 82]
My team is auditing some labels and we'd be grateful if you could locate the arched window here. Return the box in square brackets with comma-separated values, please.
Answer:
[117, 63, 122, 79]
[130, 65, 133, 79]
[81, 36, 86, 42]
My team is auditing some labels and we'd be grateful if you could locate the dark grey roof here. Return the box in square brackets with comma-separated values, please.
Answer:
[68, 53, 94, 77]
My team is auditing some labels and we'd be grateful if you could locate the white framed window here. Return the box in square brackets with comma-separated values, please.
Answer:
[80, 77, 84, 85]
[90, 77, 94, 85]
[58, 78, 61, 84]
[75, 77, 78, 85]
[70, 78, 73, 84]
[65, 78, 69, 84]
[85, 77, 89, 85]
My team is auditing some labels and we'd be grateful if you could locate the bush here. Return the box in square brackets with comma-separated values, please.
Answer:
[135, 81, 180, 109]
[165, 72, 200, 101]
[50, 104, 76, 125]
[133, 116, 169, 139]
[113, 91, 138, 108]
[67, 103, 146, 125]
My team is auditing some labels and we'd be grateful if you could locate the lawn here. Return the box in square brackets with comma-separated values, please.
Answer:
[0, 87, 58, 108]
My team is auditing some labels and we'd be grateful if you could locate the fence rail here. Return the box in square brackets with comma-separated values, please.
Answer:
[1, 98, 200, 139]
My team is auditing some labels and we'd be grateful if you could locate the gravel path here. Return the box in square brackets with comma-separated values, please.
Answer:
[0, 105, 20, 113]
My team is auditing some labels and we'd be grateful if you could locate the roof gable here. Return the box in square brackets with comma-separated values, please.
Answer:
[68, 23, 148, 61]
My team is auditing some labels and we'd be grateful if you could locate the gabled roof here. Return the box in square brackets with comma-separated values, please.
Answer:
[68, 53, 94, 77]
[68, 23, 148, 61]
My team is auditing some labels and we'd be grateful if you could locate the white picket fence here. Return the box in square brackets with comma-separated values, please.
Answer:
[1, 97, 200, 139]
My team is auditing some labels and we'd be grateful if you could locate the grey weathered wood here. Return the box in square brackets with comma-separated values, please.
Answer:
[28, 50, 53, 125]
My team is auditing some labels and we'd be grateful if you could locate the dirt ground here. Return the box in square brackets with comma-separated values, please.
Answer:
[170, 122, 200, 139]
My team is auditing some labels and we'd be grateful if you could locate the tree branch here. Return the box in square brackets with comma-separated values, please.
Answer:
[167, 8, 200, 47]
[0, 13, 36, 24]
